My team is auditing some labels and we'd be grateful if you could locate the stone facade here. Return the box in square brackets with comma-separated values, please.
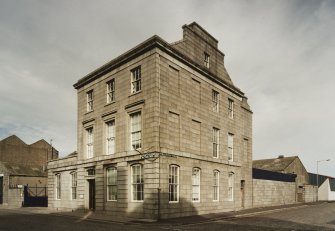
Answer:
[48, 22, 253, 219]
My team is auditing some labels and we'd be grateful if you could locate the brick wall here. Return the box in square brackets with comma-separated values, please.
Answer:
[253, 179, 296, 207]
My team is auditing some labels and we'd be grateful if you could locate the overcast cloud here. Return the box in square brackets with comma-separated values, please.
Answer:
[0, 0, 334, 176]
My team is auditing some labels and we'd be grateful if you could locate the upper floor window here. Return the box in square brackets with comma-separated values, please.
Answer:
[86, 127, 94, 159]
[212, 90, 219, 112]
[213, 170, 219, 201]
[204, 52, 210, 68]
[228, 99, 234, 118]
[192, 168, 201, 202]
[228, 172, 234, 201]
[131, 66, 141, 93]
[87, 90, 94, 112]
[107, 167, 117, 201]
[213, 128, 219, 158]
[228, 133, 234, 161]
[169, 165, 179, 202]
[131, 164, 144, 201]
[130, 112, 141, 150]
[106, 120, 115, 155]
[55, 174, 61, 200]
[71, 172, 77, 200]
[107, 79, 115, 103]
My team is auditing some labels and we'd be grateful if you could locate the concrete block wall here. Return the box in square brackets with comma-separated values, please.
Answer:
[253, 179, 296, 207]
[303, 184, 317, 202]
[7, 188, 23, 207]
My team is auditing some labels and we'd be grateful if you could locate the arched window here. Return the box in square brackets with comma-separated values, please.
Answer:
[169, 165, 179, 202]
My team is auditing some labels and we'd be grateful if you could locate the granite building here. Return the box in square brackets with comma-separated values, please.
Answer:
[48, 22, 253, 219]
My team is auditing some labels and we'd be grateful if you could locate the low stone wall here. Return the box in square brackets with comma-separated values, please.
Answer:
[303, 184, 317, 202]
[253, 179, 296, 207]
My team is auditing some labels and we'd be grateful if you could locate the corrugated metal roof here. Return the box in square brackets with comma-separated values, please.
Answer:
[253, 168, 296, 182]
[2, 162, 46, 177]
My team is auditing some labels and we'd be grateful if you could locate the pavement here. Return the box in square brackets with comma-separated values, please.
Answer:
[2, 202, 321, 225]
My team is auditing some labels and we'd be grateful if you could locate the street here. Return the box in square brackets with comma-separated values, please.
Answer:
[0, 203, 335, 231]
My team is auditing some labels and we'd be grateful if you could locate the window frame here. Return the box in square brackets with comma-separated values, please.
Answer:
[228, 172, 234, 201]
[204, 52, 210, 68]
[228, 98, 234, 119]
[192, 167, 201, 202]
[55, 173, 61, 200]
[131, 164, 144, 202]
[130, 111, 142, 150]
[71, 172, 77, 200]
[213, 170, 219, 201]
[213, 128, 220, 158]
[106, 120, 115, 155]
[228, 133, 234, 161]
[169, 165, 179, 203]
[107, 167, 117, 201]
[106, 79, 115, 103]
[212, 90, 219, 112]
[87, 90, 94, 112]
[86, 127, 94, 159]
[131, 66, 141, 94]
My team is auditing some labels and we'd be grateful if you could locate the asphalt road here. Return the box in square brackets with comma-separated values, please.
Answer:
[1, 203, 334, 231]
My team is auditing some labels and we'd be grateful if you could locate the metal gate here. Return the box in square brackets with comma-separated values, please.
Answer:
[23, 185, 48, 207]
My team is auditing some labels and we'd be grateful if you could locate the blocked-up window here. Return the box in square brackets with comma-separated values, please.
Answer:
[107, 167, 117, 201]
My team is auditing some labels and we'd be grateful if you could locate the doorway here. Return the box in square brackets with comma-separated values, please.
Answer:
[88, 179, 95, 210]
[0, 177, 3, 204]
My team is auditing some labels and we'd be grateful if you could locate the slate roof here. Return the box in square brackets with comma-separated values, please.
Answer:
[252, 156, 297, 172]
[0, 162, 46, 177]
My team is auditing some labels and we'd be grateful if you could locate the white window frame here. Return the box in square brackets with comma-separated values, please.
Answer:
[107, 167, 117, 201]
[213, 170, 219, 201]
[107, 79, 115, 103]
[87, 90, 94, 112]
[228, 133, 234, 161]
[56, 173, 61, 200]
[228, 172, 234, 201]
[192, 168, 201, 202]
[106, 120, 115, 155]
[131, 66, 141, 93]
[228, 98, 234, 119]
[130, 112, 142, 150]
[71, 172, 77, 200]
[212, 90, 219, 112]
[213, 128, 220, 158]
[86, 127, 94, 159]
[131, 164, 144, 202]
[169, 165, 179, 203]
[204, 52, 210, 68]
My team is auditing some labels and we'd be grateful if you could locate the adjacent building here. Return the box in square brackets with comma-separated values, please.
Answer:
[309, 173, 335, 201]
[0, 135, 58, 207]
[47, 22, 253, 219]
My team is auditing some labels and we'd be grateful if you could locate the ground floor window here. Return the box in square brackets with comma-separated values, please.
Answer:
[131, 164, 143, 201]
[213, 170, 219, 201]
[192, 168, 200, 202]
[107, 167, 117, 201]
[228, 172, 234, 201]
[169, 165, 179, 202]
[71, 172, 77, 200]
[56, 174, 61, 200]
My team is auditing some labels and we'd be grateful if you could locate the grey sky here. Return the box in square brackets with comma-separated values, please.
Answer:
[0, 0, 334, 176]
